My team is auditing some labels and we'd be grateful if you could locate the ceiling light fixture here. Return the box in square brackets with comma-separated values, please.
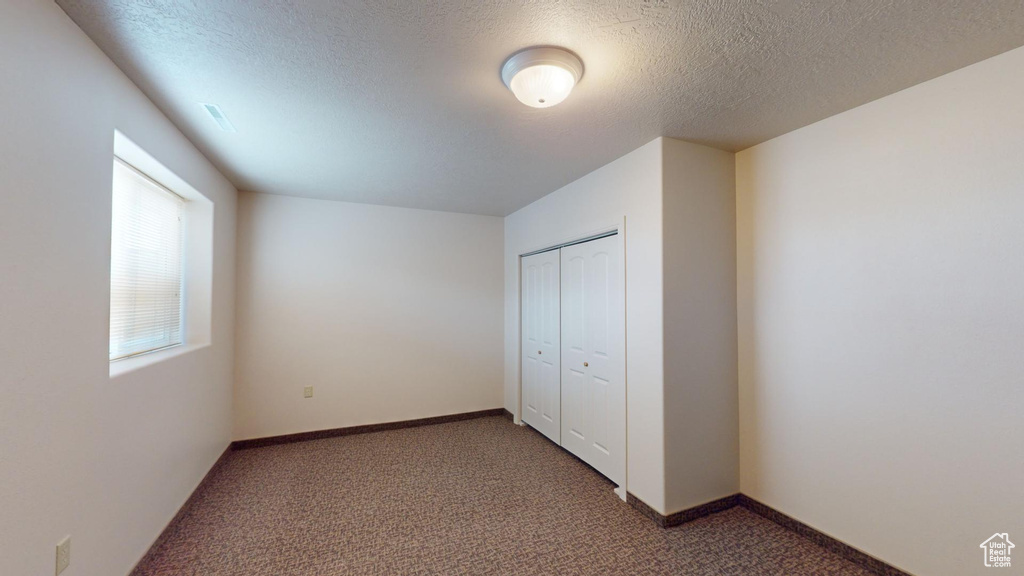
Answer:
[501, 47, 583, 109]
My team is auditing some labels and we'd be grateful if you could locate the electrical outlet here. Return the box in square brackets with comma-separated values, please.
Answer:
[56, 536, 70, 575]
[303, 385, 313, 398]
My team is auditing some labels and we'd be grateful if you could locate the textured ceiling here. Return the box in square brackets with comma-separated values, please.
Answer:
[57, 0, 1024, 216]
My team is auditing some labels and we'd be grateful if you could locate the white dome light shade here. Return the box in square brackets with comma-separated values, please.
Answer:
[509, 65, 575, 108]
[501, 47, 583, 109]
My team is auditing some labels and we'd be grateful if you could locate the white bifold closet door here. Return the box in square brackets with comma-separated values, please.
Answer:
[559, 235, 625, 487]
[520, 249, 561, 443]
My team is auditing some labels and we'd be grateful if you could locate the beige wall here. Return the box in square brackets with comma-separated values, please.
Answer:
[504, 138, 667, 511]
[0, 1, 237, 575]
[662, 138, 738, 514]
[737, 46, 1024, 576]
[233, 192, 504, 441]
[5, 3, 1019, 574]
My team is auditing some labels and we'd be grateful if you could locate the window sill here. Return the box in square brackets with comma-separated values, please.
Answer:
[109, 342, 210, 379]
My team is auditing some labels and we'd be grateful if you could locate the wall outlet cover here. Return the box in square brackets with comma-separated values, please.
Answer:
[56, 536, 70, 575]
[304, 385, 313, 398]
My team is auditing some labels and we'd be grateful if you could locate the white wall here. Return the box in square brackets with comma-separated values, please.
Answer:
[233, 192, 504, 440]
[504, 138, 667, 511]
[0, 1, 237, 575]
[662, 138, 738, 514]
[737, 46, 1024, 576]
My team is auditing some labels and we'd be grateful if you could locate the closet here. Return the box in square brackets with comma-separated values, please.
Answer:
[521, 233, 626, 487]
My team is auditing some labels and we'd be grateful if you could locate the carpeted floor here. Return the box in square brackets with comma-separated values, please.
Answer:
[132, 416, 873, 576]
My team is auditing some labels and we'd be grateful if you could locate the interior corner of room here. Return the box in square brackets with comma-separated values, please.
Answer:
[2, 1, 1022, 575]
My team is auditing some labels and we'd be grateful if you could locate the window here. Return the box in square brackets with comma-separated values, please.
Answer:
[109, 158, 186, 361]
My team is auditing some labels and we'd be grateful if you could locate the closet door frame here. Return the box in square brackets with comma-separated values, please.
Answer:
[516, 218, 627, 501]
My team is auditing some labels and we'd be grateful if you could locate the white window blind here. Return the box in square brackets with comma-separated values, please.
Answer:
[109, 158, 185, 361]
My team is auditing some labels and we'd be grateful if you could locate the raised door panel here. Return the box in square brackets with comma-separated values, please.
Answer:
[559, 235, 625, 487]
[522, 264, 540, 419]
[560, 251, 588, 456]
[521, 250, 560, 443]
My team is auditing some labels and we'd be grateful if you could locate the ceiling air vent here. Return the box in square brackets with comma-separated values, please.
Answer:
[199, 103, 236, 132]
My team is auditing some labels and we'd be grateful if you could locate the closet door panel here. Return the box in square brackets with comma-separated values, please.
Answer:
[522, 264, 540, 419]
[560, 235, 625, 487]
[520, 250, 560, 443]
[564, 363, 586, 442]
[587, 249, 612, 458]
[560, 251, 588, 454]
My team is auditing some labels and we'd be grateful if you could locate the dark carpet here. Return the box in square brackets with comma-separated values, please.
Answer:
[132, 416, 873, 575]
